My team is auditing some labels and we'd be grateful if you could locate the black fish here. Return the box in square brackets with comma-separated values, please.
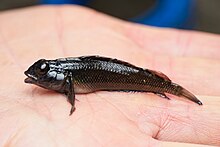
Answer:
[24, 56, 202, 115]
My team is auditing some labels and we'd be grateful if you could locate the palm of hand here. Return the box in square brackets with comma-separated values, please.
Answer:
[0, 6, 220, 147]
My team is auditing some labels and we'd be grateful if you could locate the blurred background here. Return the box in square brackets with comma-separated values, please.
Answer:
[0, 0, 220, 34]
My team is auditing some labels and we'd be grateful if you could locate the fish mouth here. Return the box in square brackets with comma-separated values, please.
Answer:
[24, 71, 37, 84]
[24, 77, 36, 84]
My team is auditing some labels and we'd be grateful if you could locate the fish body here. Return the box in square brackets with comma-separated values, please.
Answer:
[24, 56, 202, 115]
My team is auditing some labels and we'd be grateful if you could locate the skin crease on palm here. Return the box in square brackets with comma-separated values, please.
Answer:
[0, 5, 220, 147]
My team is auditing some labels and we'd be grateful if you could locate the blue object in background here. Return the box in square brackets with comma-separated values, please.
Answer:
[41, 0, 196, 29]
[133, 0, 196, 29]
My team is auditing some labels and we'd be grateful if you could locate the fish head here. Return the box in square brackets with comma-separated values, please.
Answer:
[24, 59, 66, 92]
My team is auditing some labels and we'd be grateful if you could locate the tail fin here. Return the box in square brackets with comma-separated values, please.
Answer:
[178, 87, 203, 105]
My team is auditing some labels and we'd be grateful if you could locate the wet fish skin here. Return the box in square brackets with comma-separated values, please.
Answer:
[24, 56, 202, 115]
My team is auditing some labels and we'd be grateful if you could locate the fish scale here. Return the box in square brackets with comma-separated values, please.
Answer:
[24, 55, 202, 115]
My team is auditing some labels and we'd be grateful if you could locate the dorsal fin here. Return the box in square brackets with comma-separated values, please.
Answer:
[79, 56, 171, 81]
[148, 69, 171, 81]
[79, 55, 141, 70]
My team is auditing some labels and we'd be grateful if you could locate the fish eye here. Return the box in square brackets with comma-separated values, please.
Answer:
[36, 62, 49, 75]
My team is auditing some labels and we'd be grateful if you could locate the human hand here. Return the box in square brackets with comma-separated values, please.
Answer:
[0, 6, 219, 146]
